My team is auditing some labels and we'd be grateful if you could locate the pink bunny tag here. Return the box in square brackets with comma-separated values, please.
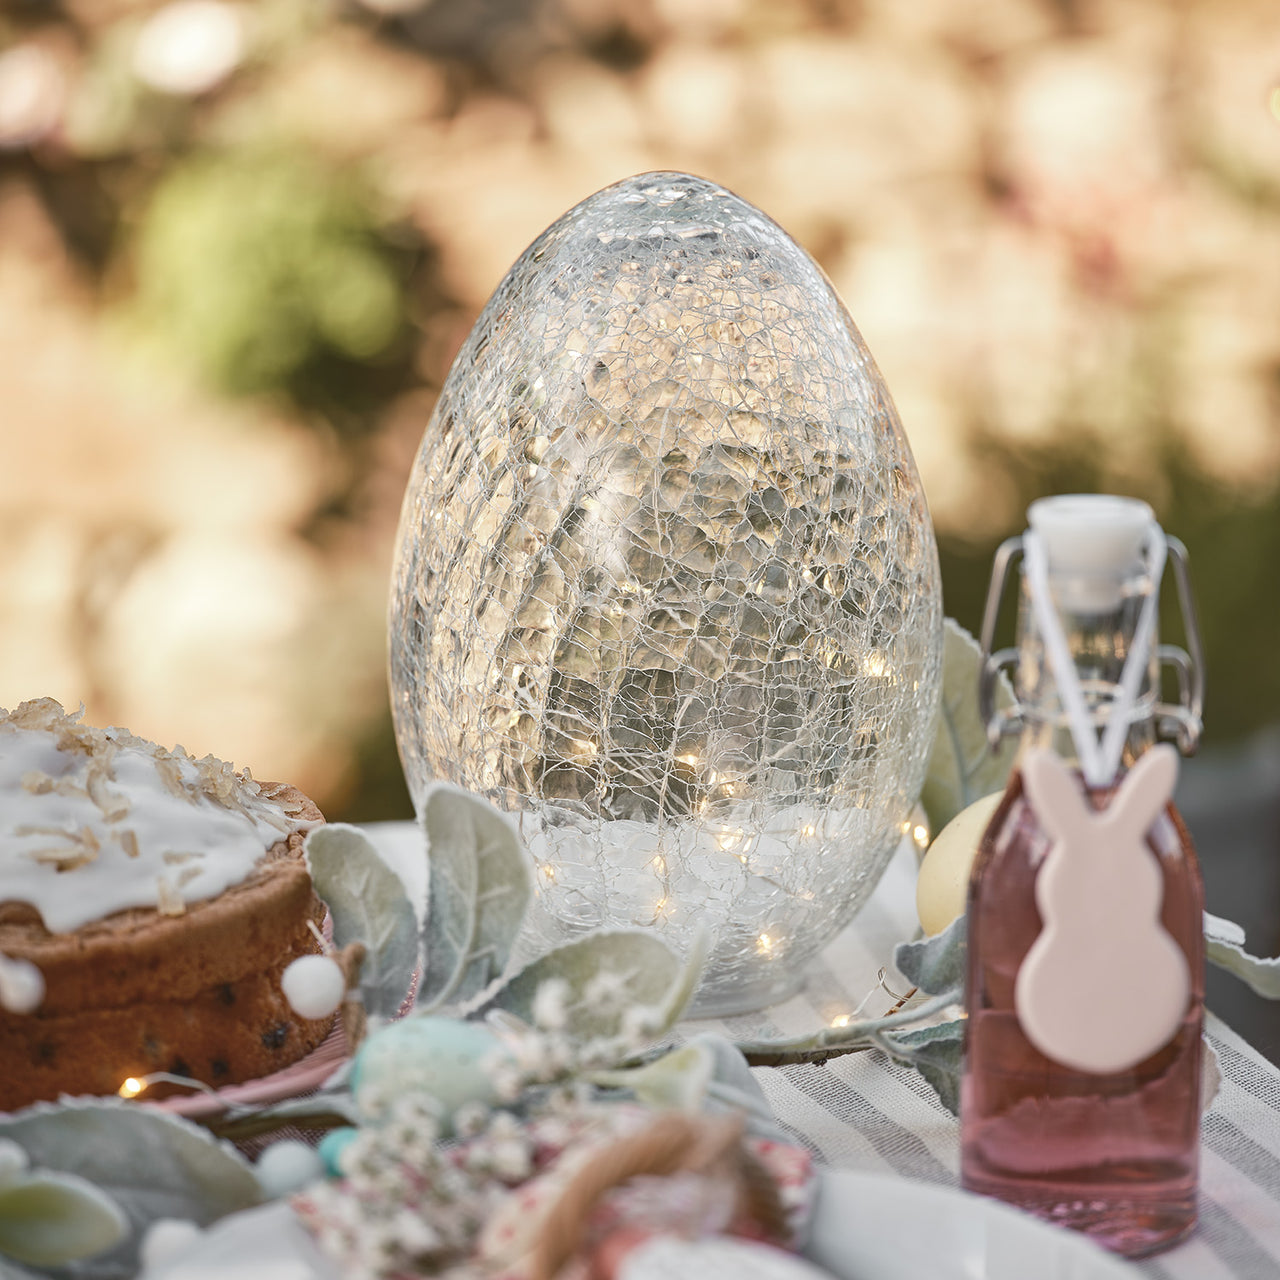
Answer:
[1013, 745, 1191, 1075]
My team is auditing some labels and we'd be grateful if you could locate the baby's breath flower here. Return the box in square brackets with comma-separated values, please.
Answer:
[621, 1002, 663, 1041]
[583, 969, 630, 1009]
[390, 1208, 441, 1256]
[487, 1138, 532, 1182]
[389, 1093, 445, 1134]
[489, 1064, 525, 1103]
[452, 1099, 491, 1139]
[354, 1082, 395, 1123]
[531, 977, 570, 1031]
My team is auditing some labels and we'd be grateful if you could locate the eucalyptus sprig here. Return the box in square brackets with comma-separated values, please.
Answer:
[732, 919, 964, 1072]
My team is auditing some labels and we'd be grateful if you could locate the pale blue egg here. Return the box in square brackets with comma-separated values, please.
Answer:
[351, 1016, 509, 1126]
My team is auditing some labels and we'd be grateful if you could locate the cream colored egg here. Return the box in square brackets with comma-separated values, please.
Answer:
[916, 791, 1004, 935]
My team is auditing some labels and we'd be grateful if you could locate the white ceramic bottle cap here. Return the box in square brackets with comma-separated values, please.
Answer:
[1027, 494, 1156, 611]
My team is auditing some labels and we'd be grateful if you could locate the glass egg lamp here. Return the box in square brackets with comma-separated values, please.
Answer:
[389, 173, 943, 1014]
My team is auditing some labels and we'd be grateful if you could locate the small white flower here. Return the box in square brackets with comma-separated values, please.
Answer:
[337, 1132, 381, 1178]
[487, 1139, 532, 1183]
[531, 977, 570, 1031]
[621, 1002, 663, 1041]
[583, 969, 630, 1009]
[452, 1100, 491, 1139]
[389, 1093, 445, 1135]
[354, 1082, 394, 1122]
[391, 1209, 441, 1256]
[485, 1111, 522, 1141]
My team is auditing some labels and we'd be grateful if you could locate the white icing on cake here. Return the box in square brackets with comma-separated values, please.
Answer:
[0, 699, 315, 934]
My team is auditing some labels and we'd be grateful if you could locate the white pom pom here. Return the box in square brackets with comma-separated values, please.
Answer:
[255, 1139, 325, 1198]
[0, 953, 44, 1014]
[139, 1218, 203, 1272]
[281, 954, 345, 1020]
[0, 1138, 29, 1185]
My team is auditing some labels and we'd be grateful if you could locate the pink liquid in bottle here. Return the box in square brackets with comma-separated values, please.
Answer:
[961, 768, 1205, 1257]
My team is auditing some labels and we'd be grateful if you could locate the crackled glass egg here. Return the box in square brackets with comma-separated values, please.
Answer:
[389, 172, 943, 1014]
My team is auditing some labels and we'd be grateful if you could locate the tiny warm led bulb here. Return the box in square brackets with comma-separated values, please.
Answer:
[118, 1077, 145, 1098]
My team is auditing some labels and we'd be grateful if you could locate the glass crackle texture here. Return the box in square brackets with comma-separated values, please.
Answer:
[389, 172, 943, 1014]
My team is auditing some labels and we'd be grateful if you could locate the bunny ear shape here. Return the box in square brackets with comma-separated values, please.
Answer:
[1022, 749, 1092, 842]
[1108, 743, 1179, 840]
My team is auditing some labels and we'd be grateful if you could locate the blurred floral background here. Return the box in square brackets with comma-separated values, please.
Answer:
[3, 0, 1280, 843]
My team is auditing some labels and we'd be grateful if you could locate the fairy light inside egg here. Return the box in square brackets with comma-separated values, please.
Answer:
[389, 172, 943, 1014]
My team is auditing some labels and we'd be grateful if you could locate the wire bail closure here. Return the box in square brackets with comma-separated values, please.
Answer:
[977, 533, 1205, 759]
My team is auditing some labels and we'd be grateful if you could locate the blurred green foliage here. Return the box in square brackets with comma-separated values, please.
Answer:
[3, 0, 1279, 826]
[129, 148, 404, 400]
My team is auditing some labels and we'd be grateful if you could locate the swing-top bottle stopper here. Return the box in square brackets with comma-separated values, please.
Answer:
[978, 493, 1205, 756]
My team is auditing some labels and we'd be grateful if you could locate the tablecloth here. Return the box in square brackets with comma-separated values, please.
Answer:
[363, 822, 1280, 1280]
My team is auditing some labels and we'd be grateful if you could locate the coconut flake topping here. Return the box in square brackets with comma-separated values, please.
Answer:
[0, 699, 315, 933]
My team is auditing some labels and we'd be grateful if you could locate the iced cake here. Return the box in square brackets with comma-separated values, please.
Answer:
[0, 698, 330, 1110]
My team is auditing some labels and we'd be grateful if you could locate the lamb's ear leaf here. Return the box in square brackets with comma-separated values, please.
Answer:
[0, 1172, 128, 1267]
[419, 787, 532, 1011]
[0, 1098, 260, 1279]
[0, 1258, 43, 1280]
[893, 915, 965, 998]
[884, 1019, 965, 1116]
[472, 930, 689, 1042]
[1205, 925, 1280, 999]
[920, 620, 1018, 834]
[305, 824, 418, 1020]
[587, 1042, 716, 1113]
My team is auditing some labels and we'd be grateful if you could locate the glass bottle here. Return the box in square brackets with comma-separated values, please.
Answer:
[961, 494, 1206, 1258]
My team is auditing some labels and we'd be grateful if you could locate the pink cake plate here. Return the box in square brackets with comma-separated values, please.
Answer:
[144, 1017, 354, 1119]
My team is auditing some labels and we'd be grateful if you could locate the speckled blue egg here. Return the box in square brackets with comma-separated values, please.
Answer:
[351, 1016, 509, 1126]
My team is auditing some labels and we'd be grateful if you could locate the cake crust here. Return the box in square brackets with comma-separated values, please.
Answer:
[0, 782, 334, 1111]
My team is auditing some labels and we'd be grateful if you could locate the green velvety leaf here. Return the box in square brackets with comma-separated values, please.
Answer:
[0, 1256, 43, 1280]
[0, 1173, 127, 1266]
[921, 620, 1017, 835]
[419, 787, 532, 1011]
[652, 926, 709, 1031]
[1205, 924, 1280, 999]
[1204, 911, 1245, 947]
[885, 1019, 965, 1116]
[893, 915, 966, 998]
[0, 1099, 259, 1279]
[589, 1042, 716, 1111]
[305, 824, 418, 1019]
[692, 1033, 779, 1131]
[474, 930, 685, 1041]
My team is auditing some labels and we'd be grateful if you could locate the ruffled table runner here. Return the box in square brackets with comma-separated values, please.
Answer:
[364, 824, 1280, 1279]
